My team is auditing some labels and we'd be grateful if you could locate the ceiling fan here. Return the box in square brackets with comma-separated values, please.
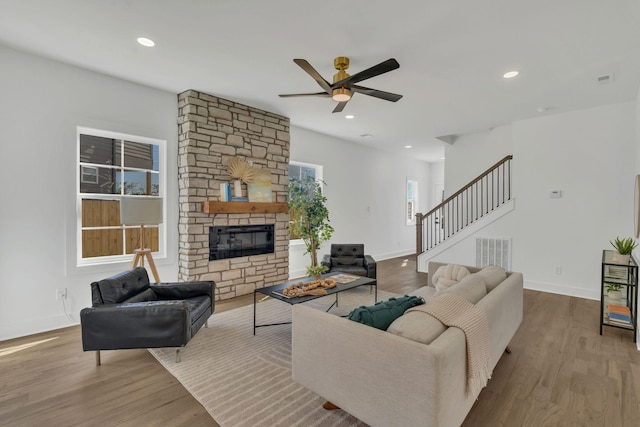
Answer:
[279, 56, 403, 113]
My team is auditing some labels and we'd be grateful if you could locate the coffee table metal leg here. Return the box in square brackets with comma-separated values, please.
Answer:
[253, 290, 257, 335]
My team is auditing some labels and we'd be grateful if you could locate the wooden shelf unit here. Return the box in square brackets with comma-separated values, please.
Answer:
[202, 201, 288, 214]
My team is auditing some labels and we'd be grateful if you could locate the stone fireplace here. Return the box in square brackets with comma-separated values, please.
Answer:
[177, 90, 290, 300]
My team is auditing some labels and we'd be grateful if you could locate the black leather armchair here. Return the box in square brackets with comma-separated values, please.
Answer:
[80, 267, 215, 365]
[321, 244, 377, 279]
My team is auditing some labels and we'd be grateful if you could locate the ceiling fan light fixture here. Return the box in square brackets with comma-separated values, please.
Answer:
[332, 87, 351, 102]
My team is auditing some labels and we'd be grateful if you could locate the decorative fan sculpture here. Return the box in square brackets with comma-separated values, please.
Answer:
[227, 156, 256, 183]
[226, 156, 272, 201]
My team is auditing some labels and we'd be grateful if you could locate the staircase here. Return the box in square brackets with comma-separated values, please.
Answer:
[416, 155, 513, 255]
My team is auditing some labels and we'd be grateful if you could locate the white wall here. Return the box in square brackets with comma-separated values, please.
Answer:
[288, 126, 435, 278]
[429, 102, 637, 301]
[444, 125, 513, 197]
[0, 46, 179, 340]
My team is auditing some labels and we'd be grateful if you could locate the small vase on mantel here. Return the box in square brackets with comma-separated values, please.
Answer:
[233, 180, 243, 198]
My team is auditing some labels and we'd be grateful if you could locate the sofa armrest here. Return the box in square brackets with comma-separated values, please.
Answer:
[151, 281, 214, 302]
[475, 271, 523, 369]
[363, 255, 377, 279]
[80, 301, 190, 351]
[293, 304, 460, 427]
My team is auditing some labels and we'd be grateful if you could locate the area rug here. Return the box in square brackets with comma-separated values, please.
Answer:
[149, 287, 396, 427]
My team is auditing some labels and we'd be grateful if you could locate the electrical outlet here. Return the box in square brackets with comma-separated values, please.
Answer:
[554, 266, 562, 275]
[56, 288, 67, 300]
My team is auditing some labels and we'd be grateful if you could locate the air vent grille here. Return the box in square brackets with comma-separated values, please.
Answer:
[476, 237, 511, 271]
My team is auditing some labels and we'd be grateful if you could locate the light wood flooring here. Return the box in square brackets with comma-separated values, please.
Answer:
[1, 256, 638, 426]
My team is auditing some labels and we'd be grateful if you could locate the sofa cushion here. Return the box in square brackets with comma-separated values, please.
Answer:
[440, 273, 487, 304]
[388, 274, 487, 345]
[387, 309, 446, 345]
[432, 264, 470, 291]
[476, 265, 507, 291]
[348, 295, 425, 330]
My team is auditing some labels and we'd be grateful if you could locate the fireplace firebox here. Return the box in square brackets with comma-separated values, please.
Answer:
[209, 225, 275, 260]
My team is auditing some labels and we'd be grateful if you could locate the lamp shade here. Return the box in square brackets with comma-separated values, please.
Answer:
[120, 198, 163, 225]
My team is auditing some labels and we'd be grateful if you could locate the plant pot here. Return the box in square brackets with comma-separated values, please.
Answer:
[612, 252, 631, 264]
[607, 290, 623, 300]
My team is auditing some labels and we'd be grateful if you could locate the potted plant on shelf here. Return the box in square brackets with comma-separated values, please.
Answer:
[605, 283, 624, 300]
[610, 237, 638, 264]
[288, 176, 334, 279]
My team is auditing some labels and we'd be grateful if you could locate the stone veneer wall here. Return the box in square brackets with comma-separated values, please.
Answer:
[177, 90, 290, 300]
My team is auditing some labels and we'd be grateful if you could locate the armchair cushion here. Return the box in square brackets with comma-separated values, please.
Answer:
[333, 256, 364, 267]
[322, 244, 377, 280]
[123, 288, 158, 304]
[92, 267, 151, 305]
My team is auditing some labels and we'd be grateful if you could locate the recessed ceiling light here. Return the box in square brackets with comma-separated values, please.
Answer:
[137, 37, 155, 47]
[404, 145, 412, 149]
[360, 133, 374, 138]
[536, 106, 551, 113]
[440, 157, 446, 160]
[345, 115, 354, 119]
[503, 70, 519, 79]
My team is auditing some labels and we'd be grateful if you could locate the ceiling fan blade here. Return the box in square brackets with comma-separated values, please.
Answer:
[333, 58, 400, 87]
[293, 59, 331, 93]
[351, 85, 403, 102]
[332, 101, 348, 113]
[279, 92, 331, 98]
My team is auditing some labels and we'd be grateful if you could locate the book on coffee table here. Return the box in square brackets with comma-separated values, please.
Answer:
[331, 274, 360, 284]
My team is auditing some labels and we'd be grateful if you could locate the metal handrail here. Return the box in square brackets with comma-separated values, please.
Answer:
[416, 155, 513, 254]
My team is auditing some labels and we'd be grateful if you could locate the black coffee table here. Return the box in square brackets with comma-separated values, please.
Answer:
[253, 272, 377, 334]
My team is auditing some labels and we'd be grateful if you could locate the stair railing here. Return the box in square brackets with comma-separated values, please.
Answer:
[416, 155, 513, 254]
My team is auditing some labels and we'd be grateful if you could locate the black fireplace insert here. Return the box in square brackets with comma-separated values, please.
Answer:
[209, 224, 275, 260]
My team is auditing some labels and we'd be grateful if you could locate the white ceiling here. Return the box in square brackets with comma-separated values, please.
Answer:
[1, 0, 640, 162]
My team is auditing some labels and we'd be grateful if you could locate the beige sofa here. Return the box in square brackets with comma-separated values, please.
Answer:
[292, 262, 523, 427]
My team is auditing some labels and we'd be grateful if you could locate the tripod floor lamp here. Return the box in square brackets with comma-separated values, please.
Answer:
[120, 197, 163, 282]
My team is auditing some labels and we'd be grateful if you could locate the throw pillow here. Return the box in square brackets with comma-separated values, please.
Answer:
[476, 265, 507, 291]
[440, 273, 487, 304]
[432, 264, 470, 291]
[348, 295, 425, 330]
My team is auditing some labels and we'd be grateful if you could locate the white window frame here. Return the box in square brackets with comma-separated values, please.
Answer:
[289, 161, 323, 245]
[76, 126, 167, 266]
[406, 177, 419, 226]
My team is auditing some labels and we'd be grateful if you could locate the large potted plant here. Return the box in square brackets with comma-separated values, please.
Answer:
[610, 237, 638, 264]
[288, 176, 334, 279]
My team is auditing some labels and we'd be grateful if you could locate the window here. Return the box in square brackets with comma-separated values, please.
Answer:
[81, 166, 98, 184]
[406, 178, 419, 225]
[288, 161, 322, 241]
[77, 127, 165, 265]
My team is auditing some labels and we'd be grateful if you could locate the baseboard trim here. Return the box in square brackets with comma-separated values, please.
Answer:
[524, 280, 600, 301]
